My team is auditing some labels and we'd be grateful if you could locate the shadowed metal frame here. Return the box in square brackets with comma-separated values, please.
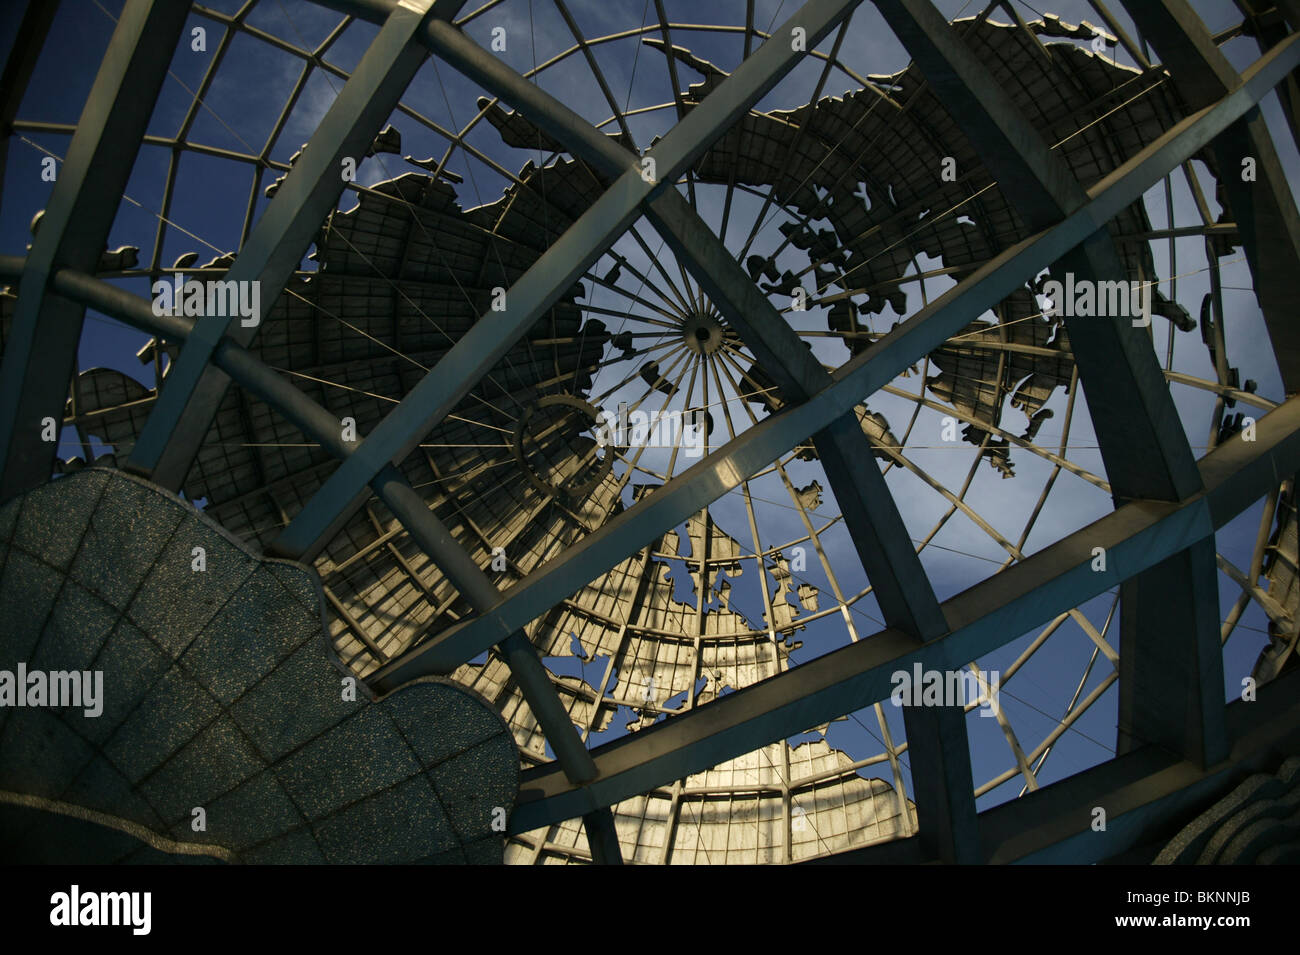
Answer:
[0, 0, 1297, 864]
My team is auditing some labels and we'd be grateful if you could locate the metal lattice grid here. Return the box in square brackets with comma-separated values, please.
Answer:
[1, 0, 1299, 864]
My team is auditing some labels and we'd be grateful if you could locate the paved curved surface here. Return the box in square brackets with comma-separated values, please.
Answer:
[0, 468, 518, 863]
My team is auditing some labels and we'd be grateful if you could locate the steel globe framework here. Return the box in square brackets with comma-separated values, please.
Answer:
[1, 0, 1299, 864]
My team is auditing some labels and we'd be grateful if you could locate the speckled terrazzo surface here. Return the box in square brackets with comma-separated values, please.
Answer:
[0, 468, 518, 863]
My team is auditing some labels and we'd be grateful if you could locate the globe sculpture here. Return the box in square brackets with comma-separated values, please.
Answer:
[1, 0, 1299, 864]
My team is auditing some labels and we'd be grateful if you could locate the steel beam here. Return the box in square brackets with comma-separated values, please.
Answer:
[507, 395, 1300, 832]
[14, 260, 611, 841]
[646, 189, 952, 642]
[897, 705, 981, 863]
[1234, 0, 1300, 155]
[363, 33, 1300, 686]
[373, 469, 604, 794]
[875, 0, 1201, 502]
[581, 808, 625, 865]
[0, 0, 189, 501]
[0, 0, 60, 225]
[125, 0, 440, 490]
[645, 187, 978, 862]
[346, 5, 979, 857]
[1118, 537, 1227, 766]
[1123, 0, 1300, 393]
[875, 0, 1223, 770]
[268, 0, 861, 560]
[276, 13, 970, 857]
[809, 666, 1300, 864]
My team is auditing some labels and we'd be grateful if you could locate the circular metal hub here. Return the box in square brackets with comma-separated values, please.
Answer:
[681, 312, 725, 356]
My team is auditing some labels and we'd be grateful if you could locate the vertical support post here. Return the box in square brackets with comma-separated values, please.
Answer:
[1122, 0, 1300, 393]
[876, 0, 1228, 769]
[0, 0, 190, 500]
[1118, 537, 1228, 765]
